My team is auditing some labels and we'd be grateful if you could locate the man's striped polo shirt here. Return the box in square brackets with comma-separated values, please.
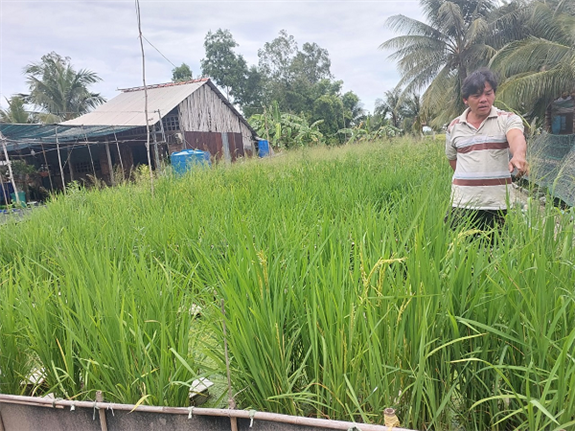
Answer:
[446, 107, 524, 210]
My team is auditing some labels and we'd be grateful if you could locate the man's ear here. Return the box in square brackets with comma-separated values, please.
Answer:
[463, 98, 468, 105]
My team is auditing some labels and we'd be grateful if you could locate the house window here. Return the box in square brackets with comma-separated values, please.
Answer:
[163, 114, 180, 131]
[74, 160, 101, 174]
[552, 113, 573, 135]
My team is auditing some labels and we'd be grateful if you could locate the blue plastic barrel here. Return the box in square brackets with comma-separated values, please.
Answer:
[258, 140, 270, 158]
[170, 150, 211, 175]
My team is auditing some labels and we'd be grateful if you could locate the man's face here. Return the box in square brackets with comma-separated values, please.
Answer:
[463, 82, 495, 118]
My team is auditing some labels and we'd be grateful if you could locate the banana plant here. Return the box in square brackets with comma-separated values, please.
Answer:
[249, 102, 325, 148]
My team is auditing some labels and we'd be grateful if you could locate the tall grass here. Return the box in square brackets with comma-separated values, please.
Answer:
[1, 138, 574, 430]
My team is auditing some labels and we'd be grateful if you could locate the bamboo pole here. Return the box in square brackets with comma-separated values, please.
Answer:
[0, 150, 8, 206]
[221, 300, 238, 431]
[55, 127, 66, 194]
[0, 394, 414, 431]
[0, 176, 8, 207]
[40, 142, 54, 191]
[156, 109, 169, 156]
[384, 408, 401, 428]
[112, 127, 125, 181]
[82, 126, 97, 179]
[135, 0, 154, 196]
[0, 132, 20, 206]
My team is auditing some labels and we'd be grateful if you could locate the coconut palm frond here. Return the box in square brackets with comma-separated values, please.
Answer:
[437, 2, 466, 39]
[487, 1, 532, 48]
[466, 18, 490, 45]
[491, 37, 572, 78]
[497, 64, 575, 111]
[0, 96, 35, 124]
[383, 14, 446, 40]
[421, 67, 462, 126]
[530, 1, 574, 45]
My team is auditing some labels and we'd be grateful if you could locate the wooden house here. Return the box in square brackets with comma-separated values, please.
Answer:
[546, 89, 575, 135]
[0, 78, 257, 196]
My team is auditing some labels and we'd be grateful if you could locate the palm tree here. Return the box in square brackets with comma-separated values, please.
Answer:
[22, 52, 105, 121]
[374, 87, 404, 129]
[401, 93, 423, 134]
[0, 96, 33, 123]
[379, 0, 525, 127]
[490, 0, 575, 122]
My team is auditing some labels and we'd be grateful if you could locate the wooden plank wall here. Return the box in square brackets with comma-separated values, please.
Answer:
[178, 85, 254, 152]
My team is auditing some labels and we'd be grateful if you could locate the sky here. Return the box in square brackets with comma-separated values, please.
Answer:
[0, 0, 425, 115]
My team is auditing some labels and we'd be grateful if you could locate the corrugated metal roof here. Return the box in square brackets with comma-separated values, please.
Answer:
[61, 79, 209, 127]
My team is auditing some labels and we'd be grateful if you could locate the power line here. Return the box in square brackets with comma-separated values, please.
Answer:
[143, 36, 178, 69]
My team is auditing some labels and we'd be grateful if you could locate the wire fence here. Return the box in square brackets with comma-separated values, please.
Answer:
[528, 132, 575, 206]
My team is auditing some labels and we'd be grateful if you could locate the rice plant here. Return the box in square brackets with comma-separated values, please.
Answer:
[1, 137, 574, 430]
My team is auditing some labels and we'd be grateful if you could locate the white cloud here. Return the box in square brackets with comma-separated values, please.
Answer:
[0, 0, 424, 113]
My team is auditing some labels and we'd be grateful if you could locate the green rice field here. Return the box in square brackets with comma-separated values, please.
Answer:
[1, 138, 574, 430]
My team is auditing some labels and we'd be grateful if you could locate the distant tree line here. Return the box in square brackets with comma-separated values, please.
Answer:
[4, 0, 571, 146]
[191, 28, 368, 146]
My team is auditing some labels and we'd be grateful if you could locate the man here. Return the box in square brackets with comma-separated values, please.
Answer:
[445, 68, 528, 229]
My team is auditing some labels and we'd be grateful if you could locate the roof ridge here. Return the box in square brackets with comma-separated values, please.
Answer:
[118, 78, 209, 93]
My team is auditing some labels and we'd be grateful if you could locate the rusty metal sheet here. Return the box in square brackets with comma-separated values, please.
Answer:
[184, 131, 224, 161]
[228, 133, 244, 161]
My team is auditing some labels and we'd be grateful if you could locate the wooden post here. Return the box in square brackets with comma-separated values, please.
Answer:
[96, 391, 108, 431]
[0, 404, 6, 431]
[68, 146, 75, 182]
[104, 140, 115, 186]
[264, 106, 271, 146]
[0, 132, 20, 205]
[152, 123, 161, 171]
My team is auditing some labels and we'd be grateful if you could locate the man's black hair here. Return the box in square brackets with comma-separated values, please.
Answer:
[462, 68, 498, 99]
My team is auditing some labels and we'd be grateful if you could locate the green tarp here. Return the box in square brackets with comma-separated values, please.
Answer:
[0, 124, 137, 151]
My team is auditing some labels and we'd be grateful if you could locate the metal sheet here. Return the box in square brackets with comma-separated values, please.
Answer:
[184, 131, 221, 160]
[0, 395, 416, 431]
[0, 403, 409, 431]
[0, 403, 365, 431]
[62, 80, 209, 127]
